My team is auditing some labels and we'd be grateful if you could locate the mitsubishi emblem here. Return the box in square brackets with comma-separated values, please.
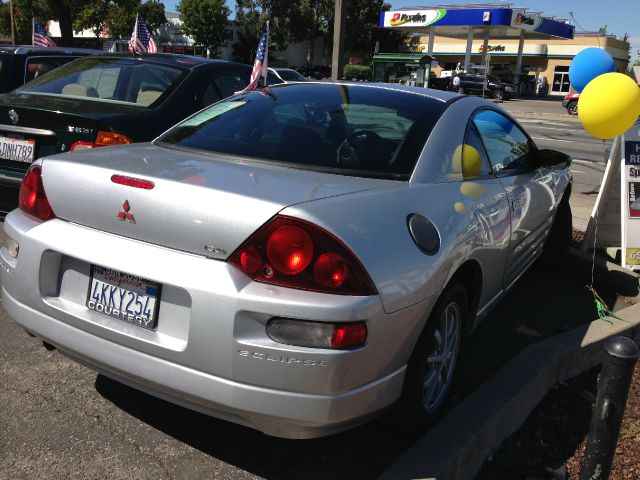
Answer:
[117, 200, 135, 223]
[8, 109, 18, 125]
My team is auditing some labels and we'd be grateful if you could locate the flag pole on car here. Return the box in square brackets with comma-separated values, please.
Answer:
[128, 14, 157, 55]
[237, 21, 269, 93]
[32, 18, 57, 47]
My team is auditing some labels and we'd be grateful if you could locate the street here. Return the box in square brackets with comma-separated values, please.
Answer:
[502, 99, 609, 196]
[517, 117, 608, 195]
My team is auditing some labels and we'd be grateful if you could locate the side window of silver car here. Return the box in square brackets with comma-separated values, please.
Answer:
[472, 110, 537, 173]
[461, 124, 493, 178]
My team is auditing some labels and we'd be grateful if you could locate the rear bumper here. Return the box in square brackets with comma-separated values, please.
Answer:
[1, 209, 430, 438]
[0, 172, 21, 214]
[3, 286, 405, 438]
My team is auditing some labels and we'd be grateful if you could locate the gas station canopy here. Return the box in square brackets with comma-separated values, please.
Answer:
[378, 3, 575, 84]
[379, 4, 575, 40]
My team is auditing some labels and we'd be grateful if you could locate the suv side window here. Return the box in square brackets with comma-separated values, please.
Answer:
[472, 109, 538, 173]
[201, 69, 251, 107]
[213, 70, 251, 99]
[25, 56, 78, 82]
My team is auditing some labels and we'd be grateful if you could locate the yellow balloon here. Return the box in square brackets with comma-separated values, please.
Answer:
[452, 144, 483, 178]
[460, 182, 486, 200]
[454, 202, 468, 214]
[578, 73, 640, 139]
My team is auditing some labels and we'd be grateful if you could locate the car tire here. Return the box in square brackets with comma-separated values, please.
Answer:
[538, 194, 572, 268]
[493, 89, 504, 101]
[567, 101, 578, 115]
[397, 281, 468, 427]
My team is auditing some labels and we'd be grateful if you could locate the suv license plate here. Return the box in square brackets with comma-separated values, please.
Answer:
[87, 266, 161, 330]
[0, 135, 35, 162]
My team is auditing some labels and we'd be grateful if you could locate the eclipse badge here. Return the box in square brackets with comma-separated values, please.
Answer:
[8, 109, 18, 125]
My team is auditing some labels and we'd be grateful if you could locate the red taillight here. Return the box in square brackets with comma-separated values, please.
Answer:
[314, 253, 348, 288]
[331, 323, 368, 349]
[69, 131, 133, 152]
[69, 141, 93, 151]
[266, 225, 313, 275]
[229, 215, 377, 295]
[19, 165, 55, 220]
[111, 175, 155, 190]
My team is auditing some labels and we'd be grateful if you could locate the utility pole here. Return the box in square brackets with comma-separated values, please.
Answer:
[9, 0, 15, 45]
[331, 0, 346, 80]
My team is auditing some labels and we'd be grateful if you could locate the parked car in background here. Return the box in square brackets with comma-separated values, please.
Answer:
[563, 92, 580, 115]
[0, 53, 251, 213]
[0, 45, 102, 94]
[267, 67, 308, 84]
[456, 74, 518, 100]
[2, 82, 572, 439]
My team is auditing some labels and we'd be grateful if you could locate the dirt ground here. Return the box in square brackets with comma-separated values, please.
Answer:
[480, 358, 640, 479]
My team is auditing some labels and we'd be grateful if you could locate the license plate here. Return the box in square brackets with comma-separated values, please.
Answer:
[0, 135, 35, 163]
[86, 266, 161, 330]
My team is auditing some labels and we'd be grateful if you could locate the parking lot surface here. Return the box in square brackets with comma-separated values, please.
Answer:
[0, 98, 613, 479]
[0, 251, 606, 479]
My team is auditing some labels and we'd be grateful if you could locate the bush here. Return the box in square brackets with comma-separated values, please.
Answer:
[343, 64, 371, 81]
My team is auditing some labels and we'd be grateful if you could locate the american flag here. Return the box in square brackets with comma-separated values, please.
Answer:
[33, 19, 57, 48]
[241, 22, 269, 92]
[128, 15, 157, 54]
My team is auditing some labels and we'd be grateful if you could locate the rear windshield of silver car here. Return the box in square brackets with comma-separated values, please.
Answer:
[17, 57, 185, 107]
[157, 83, 446, 180]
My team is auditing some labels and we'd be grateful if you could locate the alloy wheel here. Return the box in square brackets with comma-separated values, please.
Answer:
[422, 301, 461, 413]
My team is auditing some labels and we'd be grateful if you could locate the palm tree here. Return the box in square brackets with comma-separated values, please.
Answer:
[231, 24, 259, 64]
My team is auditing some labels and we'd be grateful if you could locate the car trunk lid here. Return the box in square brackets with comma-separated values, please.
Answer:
[40, 143, 392, 259]
[0, 93, 142, 175]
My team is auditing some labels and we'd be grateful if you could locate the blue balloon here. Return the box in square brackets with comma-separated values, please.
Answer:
[569, 48, 616, 93]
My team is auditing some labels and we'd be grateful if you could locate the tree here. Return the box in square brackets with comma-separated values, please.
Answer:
[231, 22, 276, 64]
[74, 1, 167, 41]
[0, 1, 51, 45]
[231, 24, 259, 64]
[235, 0, 295, 49]
[343, 0, 405, 57]
[0, 0, 95, 46]
[287, 0, 332, 65]
[177, 0, 229, 56]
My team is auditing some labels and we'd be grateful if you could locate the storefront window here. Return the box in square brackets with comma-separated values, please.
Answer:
[552, 65, 571, 93]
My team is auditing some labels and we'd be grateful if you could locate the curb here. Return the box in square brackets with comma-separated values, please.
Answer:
[380, 254, 640, 480]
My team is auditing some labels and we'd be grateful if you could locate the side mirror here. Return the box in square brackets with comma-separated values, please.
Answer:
[538, 149, 572, 168]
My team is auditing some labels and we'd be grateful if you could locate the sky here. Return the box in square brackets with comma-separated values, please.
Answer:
[162, 0, 639, 64]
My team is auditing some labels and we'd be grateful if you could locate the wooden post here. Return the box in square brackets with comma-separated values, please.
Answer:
[331, 0, 347, 80]
[10, 0, 15, 45]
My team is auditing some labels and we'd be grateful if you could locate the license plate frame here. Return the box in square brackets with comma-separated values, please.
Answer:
[0, 135, 35, 163]
[86, 265, 162, 330]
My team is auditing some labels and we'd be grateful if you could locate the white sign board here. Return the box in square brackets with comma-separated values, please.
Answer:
[510, 9, 544, 31]
[621, 120, 640, 270]
[382, 10, 446, 28]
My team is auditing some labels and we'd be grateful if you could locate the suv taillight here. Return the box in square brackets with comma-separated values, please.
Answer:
[229, 215, 377, 295]
[19, 165, 55, 220]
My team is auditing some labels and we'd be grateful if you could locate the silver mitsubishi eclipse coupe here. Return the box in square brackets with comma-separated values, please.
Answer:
[1, 82, 572, 439]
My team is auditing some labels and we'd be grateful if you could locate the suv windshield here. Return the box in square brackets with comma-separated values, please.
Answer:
[18, 57, 186, 107]
[158, 83, 445, 179]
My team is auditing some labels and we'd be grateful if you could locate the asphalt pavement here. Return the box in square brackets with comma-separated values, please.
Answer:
[0, 96, 613, 479]
[502, 97, 607, 230]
